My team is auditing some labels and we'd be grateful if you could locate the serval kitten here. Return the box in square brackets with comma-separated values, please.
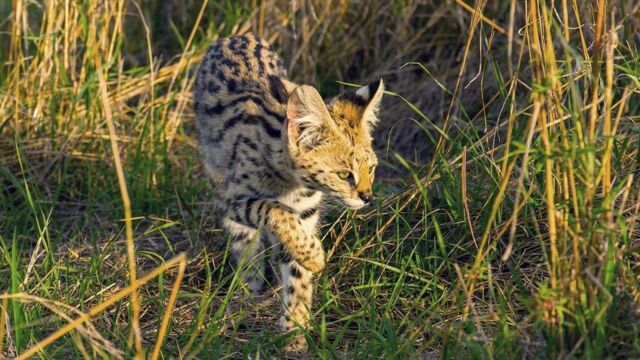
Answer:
[193, 34, 384, 351]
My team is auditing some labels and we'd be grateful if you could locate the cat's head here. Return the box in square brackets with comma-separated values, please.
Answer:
[284, 80, 384, 209]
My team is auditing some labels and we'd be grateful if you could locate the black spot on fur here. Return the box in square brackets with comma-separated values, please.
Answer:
[254, 42, 265, 76]
[290, 265, 302, 278]
[281, 251, 292, 263]
[207, 81, 220, 94]
[221, 58, 239, 70]
[227, 78, 238, 92]
[301, 190, 316, 197]
[210, 50, 224, 60]
[246, 156, 261, 167]
[214, 69, 226, 83]
[300, 208, 317, 220]
[229, 37, 239, 51]
[204, 102, 225, 115]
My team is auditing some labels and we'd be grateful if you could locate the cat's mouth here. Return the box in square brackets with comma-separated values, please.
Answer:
[324, 190, 367, 210]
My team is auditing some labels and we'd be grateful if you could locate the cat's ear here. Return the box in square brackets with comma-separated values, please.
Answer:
[286, 85, 330, 149]
[355, 79, 384, 130]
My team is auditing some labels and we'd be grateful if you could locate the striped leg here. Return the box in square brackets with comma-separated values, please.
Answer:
[224, 217, 266, 295]
[279, 257, 313, 352]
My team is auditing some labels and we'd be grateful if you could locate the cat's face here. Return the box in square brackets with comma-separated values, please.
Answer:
[285, 80, 384, 209]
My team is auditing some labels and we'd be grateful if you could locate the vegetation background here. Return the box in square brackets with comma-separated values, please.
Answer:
[1, 0, 639, 358]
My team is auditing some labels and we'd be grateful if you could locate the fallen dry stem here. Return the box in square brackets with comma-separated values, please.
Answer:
[13, 253, 187, 360]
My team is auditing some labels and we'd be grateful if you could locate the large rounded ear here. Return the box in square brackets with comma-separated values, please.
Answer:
[355, 79, 385, 130]
[286, 85, 330, 149]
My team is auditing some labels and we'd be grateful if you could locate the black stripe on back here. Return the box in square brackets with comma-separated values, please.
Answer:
[204, 95, 285, 123]
[268, 75, 288, 104]
[228, 135, 260, 167]
[207, 113, 282, 144]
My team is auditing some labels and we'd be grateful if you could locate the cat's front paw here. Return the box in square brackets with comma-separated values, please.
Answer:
[283, 333, 308, 354]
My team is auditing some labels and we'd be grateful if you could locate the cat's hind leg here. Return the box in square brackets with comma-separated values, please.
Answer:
[224, 217, 266, 295]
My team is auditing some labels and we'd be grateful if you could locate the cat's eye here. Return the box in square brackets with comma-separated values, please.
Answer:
[337, 171, 351, 180]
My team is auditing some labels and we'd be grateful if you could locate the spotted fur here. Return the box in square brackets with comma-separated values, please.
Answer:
[193, 34, 384, 351]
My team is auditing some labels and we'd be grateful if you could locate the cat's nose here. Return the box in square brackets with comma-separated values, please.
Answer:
[358, 191, 374, 204]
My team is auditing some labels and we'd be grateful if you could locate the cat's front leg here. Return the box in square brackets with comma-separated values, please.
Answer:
[267, 206, 325, 273]
[228, 197, 325, 273]
[279, 255, 313, 353]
